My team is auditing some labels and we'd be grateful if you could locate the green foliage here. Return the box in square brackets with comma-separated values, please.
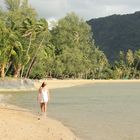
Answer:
[1, 0, 139, 79]
[112, 49, 140, 79]
[48, 12, 109, 79]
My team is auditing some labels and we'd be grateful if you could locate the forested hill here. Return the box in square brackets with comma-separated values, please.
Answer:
[87, 11, 140, 62]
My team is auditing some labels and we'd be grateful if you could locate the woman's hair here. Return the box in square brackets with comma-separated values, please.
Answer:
[41, 82, 46, 87]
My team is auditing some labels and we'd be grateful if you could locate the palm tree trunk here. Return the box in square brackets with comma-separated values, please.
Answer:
[5, 61, 12, 76]
[25, 56, 36, 78]
[21, 35, 32, 78]
[14, 64, 22, 78]
[25, 36, 45, 78]
[0, 64, 5, 78]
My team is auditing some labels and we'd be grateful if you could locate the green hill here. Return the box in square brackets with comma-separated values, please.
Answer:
[87, 11, 140, 62]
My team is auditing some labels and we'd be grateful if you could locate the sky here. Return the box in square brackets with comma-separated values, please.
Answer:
[1, 0, 140, 21]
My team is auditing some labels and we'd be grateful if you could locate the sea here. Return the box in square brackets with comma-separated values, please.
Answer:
[0, 82, 140, 140]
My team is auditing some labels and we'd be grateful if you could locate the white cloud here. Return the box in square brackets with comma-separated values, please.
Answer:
[0, 0, 140, 20]
[47, 18, 58, 30]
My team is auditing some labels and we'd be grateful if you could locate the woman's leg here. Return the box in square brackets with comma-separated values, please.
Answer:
[44, 103, 47, 112]
[40, 103, 48, 117]
[40, 103, 44, 112]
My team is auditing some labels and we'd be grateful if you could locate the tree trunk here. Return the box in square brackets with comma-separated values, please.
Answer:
[25, 36, 45, 78]
[0, 64, 5, 78]
[14, 64, 22, 78]
[25, 57, 36, 78]
[21, 35, 32, 78]
[5, 61, 12, 76]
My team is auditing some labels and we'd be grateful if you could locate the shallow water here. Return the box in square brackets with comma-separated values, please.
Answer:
[1, 82, 140, 140]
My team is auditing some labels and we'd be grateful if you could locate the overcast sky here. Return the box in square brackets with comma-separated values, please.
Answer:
[1, 0, 140, 20]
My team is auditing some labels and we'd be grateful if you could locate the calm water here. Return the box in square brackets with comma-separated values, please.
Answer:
[0, 82, 140, 140]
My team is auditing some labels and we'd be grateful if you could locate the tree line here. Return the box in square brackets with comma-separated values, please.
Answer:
[0, 0, 140, 79]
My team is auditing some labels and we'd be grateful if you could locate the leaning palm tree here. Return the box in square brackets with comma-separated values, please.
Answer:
[24, 18, 49, 78]
[4, 0, 37, 78]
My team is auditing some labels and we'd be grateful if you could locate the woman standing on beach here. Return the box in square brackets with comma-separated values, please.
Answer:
[38, 82, 50, 115]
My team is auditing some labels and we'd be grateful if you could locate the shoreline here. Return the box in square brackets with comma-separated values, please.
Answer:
[0, 79, 140, 92]
[43, 79, 140, 89]
[0, 103, 81, 140]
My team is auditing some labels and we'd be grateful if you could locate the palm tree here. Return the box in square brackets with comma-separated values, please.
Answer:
[0, 18, 18, 78]
[133, 50, 140, 78]
[24, 18, 48, 78]
[4, 0, 37, 78]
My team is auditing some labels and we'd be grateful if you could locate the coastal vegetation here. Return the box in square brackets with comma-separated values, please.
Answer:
[0, 0, 140, 79]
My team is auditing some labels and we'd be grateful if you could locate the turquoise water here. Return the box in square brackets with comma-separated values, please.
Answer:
[1, 82, 140, 140]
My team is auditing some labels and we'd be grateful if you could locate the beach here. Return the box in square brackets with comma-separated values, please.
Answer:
[0, 79, 86, 140]
[0, 79, 140, 140]
[0, 103, 80, 140]
[34, 79, 140, 90]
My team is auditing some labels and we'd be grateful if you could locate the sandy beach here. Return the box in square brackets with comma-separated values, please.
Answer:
[35, 79, 140, 89]
[0, 104, 80, 140]
[0, 79, 140, 140]
[0, 79, 86, 140]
